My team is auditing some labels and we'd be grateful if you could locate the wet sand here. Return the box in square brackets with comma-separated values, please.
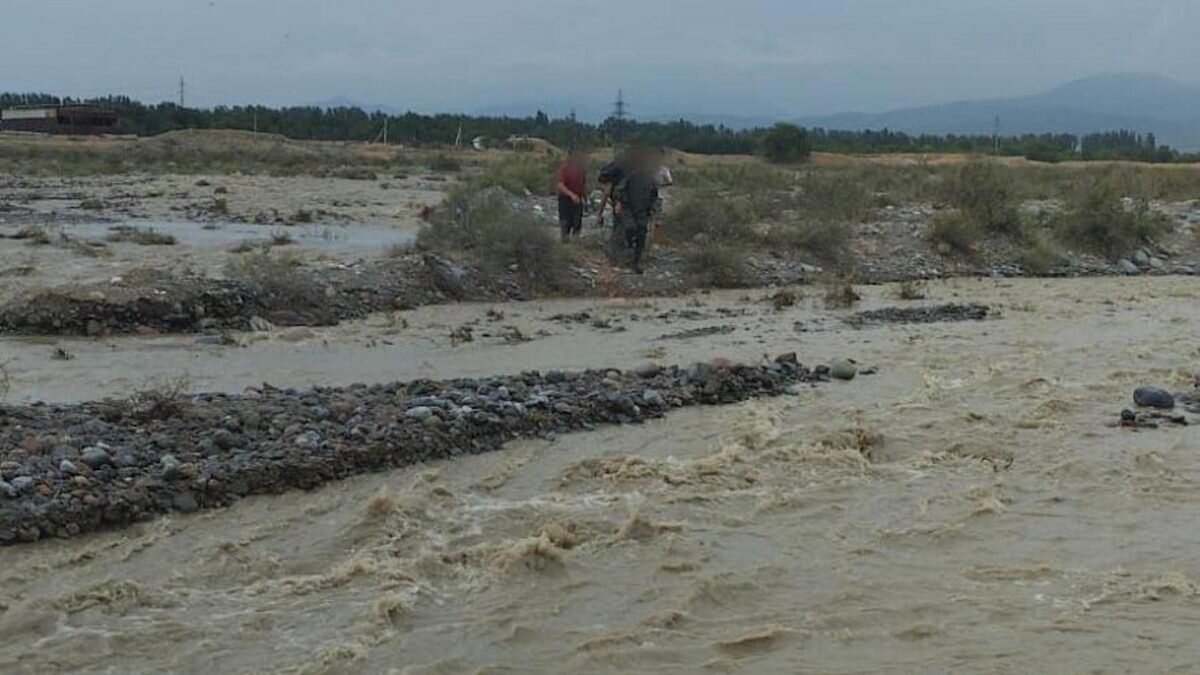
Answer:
[2, 276, 1200, 673]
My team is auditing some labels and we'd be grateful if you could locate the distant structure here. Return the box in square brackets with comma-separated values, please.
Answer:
[0, 105, 118, 135]
[611, 89, 628, 142]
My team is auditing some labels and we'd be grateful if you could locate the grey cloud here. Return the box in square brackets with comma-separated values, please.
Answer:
[1, 0, 1196, 116]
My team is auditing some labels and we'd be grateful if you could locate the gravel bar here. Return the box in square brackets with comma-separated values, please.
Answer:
[0, 356, 829, 545]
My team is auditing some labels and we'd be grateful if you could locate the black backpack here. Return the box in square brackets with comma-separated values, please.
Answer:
[598, 161, 624, 185]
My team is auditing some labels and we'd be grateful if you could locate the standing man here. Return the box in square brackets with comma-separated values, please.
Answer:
[614, 148, 658, 274]
[555, 151, 587, 242]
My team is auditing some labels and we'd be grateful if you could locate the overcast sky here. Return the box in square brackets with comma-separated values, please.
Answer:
[2, 0, 1197, 118]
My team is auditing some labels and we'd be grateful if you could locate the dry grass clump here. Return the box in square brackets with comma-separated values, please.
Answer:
[685, 243, 747, 288]
[126, 374, 193, 421]
[926, 212, 979, 255]
[822, 271, 861, 309]
[0, 360, 11, 402]
[894, 279, 927, 300]
[106, 226, 177, 246]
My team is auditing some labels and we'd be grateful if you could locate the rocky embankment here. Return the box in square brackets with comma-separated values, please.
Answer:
[0, 356, 834, 544]
[0, 254, 528, 336]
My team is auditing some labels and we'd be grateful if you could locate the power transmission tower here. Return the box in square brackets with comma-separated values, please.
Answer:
[612, 89, 628, 143]
[178, 75, 186, 108]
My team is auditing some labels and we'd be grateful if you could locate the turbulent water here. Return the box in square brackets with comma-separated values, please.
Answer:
[3, 277, 1200, 673]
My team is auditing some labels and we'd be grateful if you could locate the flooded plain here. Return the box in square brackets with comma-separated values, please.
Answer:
[2, 276, 1200, 673]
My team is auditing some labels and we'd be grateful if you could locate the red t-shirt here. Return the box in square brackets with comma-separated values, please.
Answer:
[556, 163, 586, 196]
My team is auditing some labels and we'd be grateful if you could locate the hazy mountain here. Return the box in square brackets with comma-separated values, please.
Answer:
[314, 74, 1200, 149]
[797, 73, 1200, 150]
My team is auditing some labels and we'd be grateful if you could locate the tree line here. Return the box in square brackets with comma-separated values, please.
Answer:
[2, 92, 1195, 163]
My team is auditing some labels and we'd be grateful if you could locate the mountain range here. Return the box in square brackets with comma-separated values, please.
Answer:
[795, 73, 1200, 150]
[316, 73, 1200, 151]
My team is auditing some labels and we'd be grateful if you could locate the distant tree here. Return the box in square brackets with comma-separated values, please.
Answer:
[761, 123, 811, 164]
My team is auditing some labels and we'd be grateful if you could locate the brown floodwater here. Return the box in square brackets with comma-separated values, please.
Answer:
[2, 276, 1200, 674]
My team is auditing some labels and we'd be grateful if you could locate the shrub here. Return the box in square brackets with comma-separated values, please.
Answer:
[1018, 238, 1065, 275]
[944, 161, 1023, 236]
[429, 154, 462, 173]
[686, 243, 747, 288]
[331, 166, 377, 180]
[665, 192, 752, 243]
[475, 155, 557, 195]
[764, 220, 853, 263]
[225, 249, 328, 313]
[926, 212, 979, 255]
[761, 123, 812, 164]
[417, 188, 572, 290]
[270, 229, 294, 246]
[1055, 174, 1172, 260]
[793, 171, 871, 222]
[822, 271, 861, 309]
[79, 198, 105, 211]
[293, 209, 314, 223]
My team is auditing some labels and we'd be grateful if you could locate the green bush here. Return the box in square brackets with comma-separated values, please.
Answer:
[665, 193, 753, 243]
[1055, 173, 1171, 260]
[417, 188, 572, 290]
[761, 123, 812, 164]
[763, 220, 853, 263]
[1019, 238, 1065, 275]
[793, 170, 871, 222]
[944, 161, 1023, 236]
[225, 249, 327, 313]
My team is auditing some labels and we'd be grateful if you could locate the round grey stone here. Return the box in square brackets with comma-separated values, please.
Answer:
[81, 446, 113, 469]
[10, 476, 34, 494]
[634, 362, 663, 379]
[830, 359, 858, 381]
[1134, 387, 1175, 410]
[406, 406, 434, 420]
[642, 389, 665, 407]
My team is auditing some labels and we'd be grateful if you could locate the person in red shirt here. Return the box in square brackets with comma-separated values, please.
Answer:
[555, 151, 587, 241]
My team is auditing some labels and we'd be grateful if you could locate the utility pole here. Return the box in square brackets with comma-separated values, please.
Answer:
[993, 115, 1000, 155]
[178, 75, 186, 108]
[383, 118, 388, 145]
[253, 109, 258, 134]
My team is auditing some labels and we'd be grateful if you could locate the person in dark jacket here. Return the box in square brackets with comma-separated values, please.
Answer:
[613, 149, 658, 274]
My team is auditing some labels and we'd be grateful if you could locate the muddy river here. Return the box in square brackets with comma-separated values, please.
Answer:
[2, 276, 1199, 673]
